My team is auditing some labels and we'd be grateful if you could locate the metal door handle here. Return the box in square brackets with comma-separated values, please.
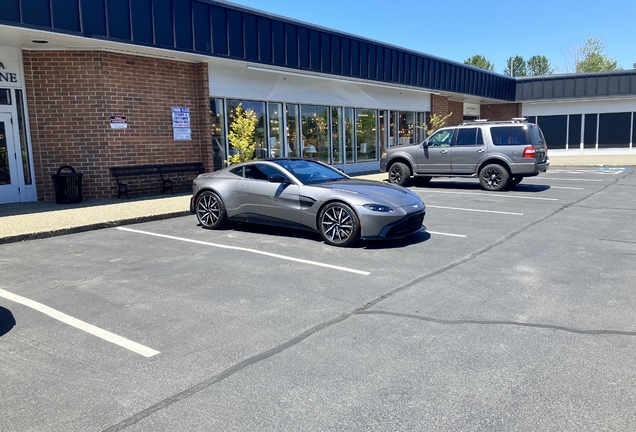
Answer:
[476, 149, 485, 153]
[440, 150, 448, 154]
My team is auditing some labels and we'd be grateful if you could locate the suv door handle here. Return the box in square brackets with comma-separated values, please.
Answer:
[439, 149, 448, 154]
[476, 149, 485, 153]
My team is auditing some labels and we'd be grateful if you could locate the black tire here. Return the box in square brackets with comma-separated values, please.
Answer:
[195, 191, 227, 229]
[318, 202, 360, 247]
[414, 176, 432, 186]
[479, 164, 510, 191]
[388, 162, 411, 186]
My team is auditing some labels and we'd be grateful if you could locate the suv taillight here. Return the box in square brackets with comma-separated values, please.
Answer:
[523, 146, 536, 158]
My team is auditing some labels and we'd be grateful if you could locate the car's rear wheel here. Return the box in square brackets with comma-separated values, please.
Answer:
[388, 162, 411, 186]
[196, 191, 227, 229]
[479, 164, 509, 191]
[319, 202, 360, 247]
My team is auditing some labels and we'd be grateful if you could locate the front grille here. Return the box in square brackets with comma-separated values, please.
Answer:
[385, 212, 425, 238]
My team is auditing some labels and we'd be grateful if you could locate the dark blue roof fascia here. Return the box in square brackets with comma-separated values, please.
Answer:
[0, 0, 517, 101]
[516, 70, 636, 101]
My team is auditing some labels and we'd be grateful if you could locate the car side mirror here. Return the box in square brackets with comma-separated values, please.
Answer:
[268, 174, 288, 184]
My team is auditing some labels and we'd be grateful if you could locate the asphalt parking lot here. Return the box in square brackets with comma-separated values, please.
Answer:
[1, 167, 635, 431]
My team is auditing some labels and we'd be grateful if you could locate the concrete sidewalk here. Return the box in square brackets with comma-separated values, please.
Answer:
[1, 154, 634, 244]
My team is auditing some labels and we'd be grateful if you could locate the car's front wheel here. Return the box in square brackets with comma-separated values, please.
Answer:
[318, 202, 360, 247]
[479, 164, 510, 191]
[388, 162, 411, 186]
[196, 191, 227, 229]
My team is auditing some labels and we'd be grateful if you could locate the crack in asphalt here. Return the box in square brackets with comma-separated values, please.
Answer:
[103, 170, 634, 432]
[356, 310, 636, 336]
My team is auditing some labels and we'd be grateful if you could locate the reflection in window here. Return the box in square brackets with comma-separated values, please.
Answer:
[356, 109, 377, 162]
[227, 100, 265, 158]
[15, 90, 32, 185]
[379, 110, 388, 155]
[345, 108, 355, 163]
[0, 122, 9, 185]
[332, 107, 343, 164]
[210, 98, 226, 170]
[0, 89, 10, 105]
[416, 112, 426, 143]
[399, 112, 415, 145]
[300, 105, 329, 163]
[389, 111, 397, 146]
[268, 103, 283, 157]
[286, 104, 300, 157]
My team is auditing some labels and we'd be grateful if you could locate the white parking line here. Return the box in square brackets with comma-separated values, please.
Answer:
[0, 288, 160, 358]
[416, 190, 559, 201]
[427, 205, 523, 216]
[427, 231, 467, 238]
[549, 186, 585, 190]
[116, 227, 371, 276]
[538, 177, 603, 182]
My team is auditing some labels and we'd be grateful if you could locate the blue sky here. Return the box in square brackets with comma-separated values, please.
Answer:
[226, 0, 635, 75]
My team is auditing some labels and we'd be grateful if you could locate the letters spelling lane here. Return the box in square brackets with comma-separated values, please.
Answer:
[0, 62, 18, 83]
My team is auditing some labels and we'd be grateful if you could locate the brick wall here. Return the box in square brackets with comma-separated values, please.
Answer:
[23, 51, 211, 200]
[481, 103, 522, 121]
[430, 95, 464, 127]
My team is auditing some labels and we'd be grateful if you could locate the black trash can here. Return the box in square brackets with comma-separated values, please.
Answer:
[51, 165, 83, 204]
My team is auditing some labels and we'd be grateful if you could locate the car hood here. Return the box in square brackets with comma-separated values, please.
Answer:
[315, 179, 421, 206]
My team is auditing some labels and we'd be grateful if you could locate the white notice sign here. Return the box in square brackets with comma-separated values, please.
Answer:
[171, 106, 191, 141]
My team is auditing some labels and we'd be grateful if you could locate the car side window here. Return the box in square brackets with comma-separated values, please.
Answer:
[428, 129, 454, 147]
[455, 128, 484, 146]
[490, 126, 530, 145]
[244, 164, 289, 182]
[230, 167, 244, 177]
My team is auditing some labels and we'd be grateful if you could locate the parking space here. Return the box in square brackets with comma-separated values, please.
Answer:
[1, 167, 635, 431]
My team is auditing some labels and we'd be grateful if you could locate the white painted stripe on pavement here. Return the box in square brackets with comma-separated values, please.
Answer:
[427, 231, 467, 238]
[0, 288, 160, 358]
[416, 190, 559, 201]
[538, 177, 603, 182]
[428, 205, 523, 216]
[116, 227, 371, 276]
[550, 186, 584, 190]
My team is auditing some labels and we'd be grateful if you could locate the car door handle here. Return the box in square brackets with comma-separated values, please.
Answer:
[476, 149, 485, 153]
[440, 149, 448, 154]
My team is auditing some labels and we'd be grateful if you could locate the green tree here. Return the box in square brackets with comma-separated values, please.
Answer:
[574, 35, 620, 72]
[417, 112, 453, 137]
[503, 56, 527, 77]
[227, 104, 258, 165]
[526, 55, 554, 76]
[464, 55, 495, 71]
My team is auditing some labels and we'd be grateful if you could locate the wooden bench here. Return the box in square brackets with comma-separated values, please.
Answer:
[110, 162, 204, 199]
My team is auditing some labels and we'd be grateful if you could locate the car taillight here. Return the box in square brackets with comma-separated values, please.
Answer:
[523, 146, 536, 158]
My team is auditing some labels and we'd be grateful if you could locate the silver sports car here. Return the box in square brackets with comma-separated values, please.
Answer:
[190, 158, 426, 247]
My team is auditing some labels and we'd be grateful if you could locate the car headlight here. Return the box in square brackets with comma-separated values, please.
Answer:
[363, 204, 394, 212]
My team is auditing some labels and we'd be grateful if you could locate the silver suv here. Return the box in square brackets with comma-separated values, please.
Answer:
[380, 119, 550, 191]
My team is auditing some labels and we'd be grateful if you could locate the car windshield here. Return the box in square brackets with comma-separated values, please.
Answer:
[272, 159, 348, 185]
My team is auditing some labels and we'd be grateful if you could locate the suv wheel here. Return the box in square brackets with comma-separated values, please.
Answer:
[479, 164, 509, 191]
[388, 162, 411, 186]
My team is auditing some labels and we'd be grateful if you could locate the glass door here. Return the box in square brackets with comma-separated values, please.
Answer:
[0, 113, 20, 204]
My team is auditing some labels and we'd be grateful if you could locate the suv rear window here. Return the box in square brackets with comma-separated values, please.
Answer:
[490, 126, 530, 146]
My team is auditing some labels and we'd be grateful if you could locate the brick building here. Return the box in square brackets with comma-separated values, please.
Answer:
[1, 0, 635, 204]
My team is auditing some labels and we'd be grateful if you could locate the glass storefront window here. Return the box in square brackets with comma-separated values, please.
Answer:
[210, 98, 226, 170]
[286, 104, 300, 157]
[332, 107, 343, 164]
[268, 103, 284, 157]
[356, 109, 378, 162]
[15, 90, 32, 184]
[379, 110, 388, 155]
[416, 112, 427, 143]
[389, 111, 398, 147]
[0, 89, 11, 105]
[399, 111, 415, 146]
[0, 122, 9, 185]
[300, 105, 329, 163]
[227, 100, 266, 159]
[345, 108, 355, 163]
